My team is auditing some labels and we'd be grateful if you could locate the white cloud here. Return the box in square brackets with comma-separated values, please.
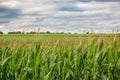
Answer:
[0, 25, 5, 29]
[0, 0, 20, 8]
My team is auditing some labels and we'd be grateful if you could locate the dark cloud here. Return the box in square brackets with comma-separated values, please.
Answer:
[80, 0, 91, 2]
[0, 6, 21, 24]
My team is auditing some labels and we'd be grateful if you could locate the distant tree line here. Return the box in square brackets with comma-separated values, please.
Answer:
[0, 30, 119, 34]
[7, 31, 70, 34]
[0, 31, 3, 34]
[0, 31, 92, 34]
[8, 31, 24, 34]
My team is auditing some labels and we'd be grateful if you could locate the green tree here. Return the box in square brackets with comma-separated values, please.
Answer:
[46, 31, 51, 34]
[15, 31, 22, 34]
[0, 31, 3, 34]
[8, 32, 15, 34]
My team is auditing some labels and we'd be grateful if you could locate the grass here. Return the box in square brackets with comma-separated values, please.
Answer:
[0, 34, 120, 80]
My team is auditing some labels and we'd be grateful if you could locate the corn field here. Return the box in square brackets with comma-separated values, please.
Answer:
[0, 34, 120, 80]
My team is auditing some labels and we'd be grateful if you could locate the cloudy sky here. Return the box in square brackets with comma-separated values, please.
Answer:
[0, 0, 120, 33]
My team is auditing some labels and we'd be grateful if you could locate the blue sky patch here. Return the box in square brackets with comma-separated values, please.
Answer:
[59, 5, 84, 12]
